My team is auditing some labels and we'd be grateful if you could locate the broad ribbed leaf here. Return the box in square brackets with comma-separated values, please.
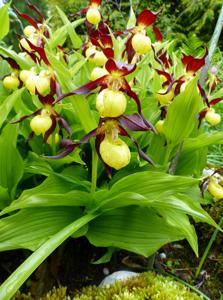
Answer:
[0, 125, 24, 198]
[159, 208, 198, 256]
[1, 190, 91, 215]
[95, 191, 216, 229]
[0, 186, 10, 210]
[109, 171, 199, 198]
[0, 174, 91, 215]
[164, 77, 202, 144]
[0, 207, 83, 251]
[182, 132, 223, 152]
[0, 88, 24, 129]
[24, 152, 54, 176]
[86, 207, 184, 257]
[175, 132, 223, 176]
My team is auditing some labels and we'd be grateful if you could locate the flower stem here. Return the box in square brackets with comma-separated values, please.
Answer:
[91, 144, 98, 194]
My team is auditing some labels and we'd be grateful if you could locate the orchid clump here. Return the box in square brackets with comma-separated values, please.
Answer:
[0, 1, 222, 299]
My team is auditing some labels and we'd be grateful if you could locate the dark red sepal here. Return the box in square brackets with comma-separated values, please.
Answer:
[105, 59, 136, 76]
[197, 83, 209, 107]
[121, 79, 142, 114]
[118, 125, 154, 166]
[45, 140, 78, 159]
[118, 113, 155, 132]
[58, 117, 72, 136]
[90, 0, 102, 6]
[103, 48, 114, 59]
[209, 98, 222, 106]
[26, 1, 45, 23]
[19, 42, 39, 64]
[14, 7, 39, 29]
[174, 80, 186, 96]
[0, 55, 20, 70]
[153, 25, 163, 42]
[197, 108, 208, 128]
[199, 177, 209, 198]
[157, 50, 173, 69]
[24, 38, 50, 65]
[182, 48, 208, 73]
[95, 134, 113, 178]
[137, 10, 158, 28]
[11, 109, 42, 124]
[80, 128, 98, 143]
[122, 36, 135, 64]
[151, 45, 164, 68]
[155, 69, 172, 84]
[43, 115, 57, 142]
[35, 90, 55, 105]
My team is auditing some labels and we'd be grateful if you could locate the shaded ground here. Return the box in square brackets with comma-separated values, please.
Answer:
[0, 202, 223, 299]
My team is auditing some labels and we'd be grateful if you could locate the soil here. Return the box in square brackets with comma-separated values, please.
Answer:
[0, 202, 223, 300]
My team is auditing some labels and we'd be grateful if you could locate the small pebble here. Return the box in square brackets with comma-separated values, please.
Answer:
[103, 267, 110, 275]
[159, 252, 166, 260]
[99, 271, 139, 287]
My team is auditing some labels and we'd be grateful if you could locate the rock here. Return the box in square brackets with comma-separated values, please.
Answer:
[99, 270, 139, 287]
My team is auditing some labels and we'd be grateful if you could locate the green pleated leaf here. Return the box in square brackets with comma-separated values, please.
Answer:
[159, 208, 198, 256]
[109, 171, 199, 198]
[95, 191, 216, 228]
[176, 131, 223, 176]
[0, 186, 10, 210]
[0, 88, 24, 129]
[0, 4, 10, 40]
[0, 207, 83, 251]
[24, 152, 54, 176]
[149, 193, 217, 228]
[175, 147, 207, 176]
[182, 132, 223, 152]
[87, 207, 184, 257]
[0, 174, 91, 215]
[0, 125, 24, 199]
[164, 77, 202, 145]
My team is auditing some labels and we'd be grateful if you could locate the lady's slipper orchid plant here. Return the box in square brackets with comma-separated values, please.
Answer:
[0, 2, 223, 300]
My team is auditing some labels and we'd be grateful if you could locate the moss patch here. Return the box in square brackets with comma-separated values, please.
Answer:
[14, 272, 202, 300]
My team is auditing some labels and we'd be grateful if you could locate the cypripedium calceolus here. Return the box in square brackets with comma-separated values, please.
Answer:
[13, 86, 71, 142]
[200, 171, 223, 201]
[3, 1, 221, 176]
[76, 0, 102, 25]
[48, 117, 154, 176]
[53, 57, 155, 174]
[121, 9, 162, 63]
[154, 48, 222, 129]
